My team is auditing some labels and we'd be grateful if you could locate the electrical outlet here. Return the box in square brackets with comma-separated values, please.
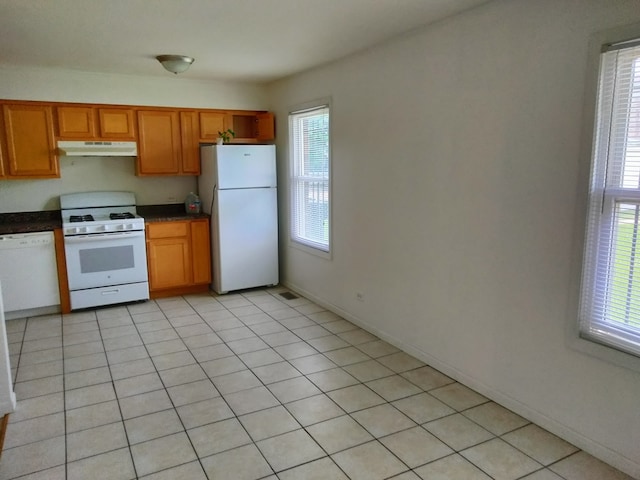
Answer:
[356, 292, 364, 301]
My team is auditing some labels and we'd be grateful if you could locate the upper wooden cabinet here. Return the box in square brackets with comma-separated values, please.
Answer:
[199, 111, 275, 143]
[199, 111, 226, 141]
[98, 108, 136, 139]
[137, 109, 203, 176]
[136, 110, 182, 175]
[57, 106, 135, 140]
[1, 99, 274, 180]
[180, 111, 201, 175]
[230, 112, 275, 142]
[0, 110, 6, 179]
[57, 106, 95, 138]
[2, 103, 58, 178]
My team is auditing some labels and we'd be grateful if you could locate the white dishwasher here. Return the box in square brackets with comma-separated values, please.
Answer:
[0, 231, 61, 320]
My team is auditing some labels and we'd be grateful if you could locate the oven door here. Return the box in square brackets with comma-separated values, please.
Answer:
[64, 231, 148, 290]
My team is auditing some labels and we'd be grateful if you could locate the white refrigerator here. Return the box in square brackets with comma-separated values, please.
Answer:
[198, 145, 279, 294]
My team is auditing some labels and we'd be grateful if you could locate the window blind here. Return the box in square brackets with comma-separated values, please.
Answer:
[580, 41, 640, 356]
[289, 105, 330, 252]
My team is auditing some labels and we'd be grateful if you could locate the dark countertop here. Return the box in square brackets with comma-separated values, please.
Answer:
[0, 204, 208, 235]
[0, 211, 61, 235]
[138, 204, 209, 222]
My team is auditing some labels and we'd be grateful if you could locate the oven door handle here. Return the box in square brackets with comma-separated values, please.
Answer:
[64, 231, 145, 243]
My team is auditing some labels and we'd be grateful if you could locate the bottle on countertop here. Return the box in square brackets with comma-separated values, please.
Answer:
[185, 192, 201, 214]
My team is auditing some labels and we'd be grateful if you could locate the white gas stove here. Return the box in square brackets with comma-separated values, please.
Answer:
[60, 191, 149, 310]
[61, 191, 145, 236]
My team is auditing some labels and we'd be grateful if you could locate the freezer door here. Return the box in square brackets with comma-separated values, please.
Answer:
[216, 145, 276, 189]
[213, 187, 278, 293]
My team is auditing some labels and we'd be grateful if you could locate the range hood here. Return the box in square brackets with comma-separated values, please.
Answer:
[58, 141, 138, 157]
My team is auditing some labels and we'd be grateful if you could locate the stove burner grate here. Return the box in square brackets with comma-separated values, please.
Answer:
[110, 212, 135, 220]
[69, 215, 94, 223]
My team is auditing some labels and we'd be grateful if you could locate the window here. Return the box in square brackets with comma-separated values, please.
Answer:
[580, 39, 640, 356]
[289, 104, 330, 253]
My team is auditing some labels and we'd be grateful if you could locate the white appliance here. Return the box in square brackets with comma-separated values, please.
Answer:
[198, 145, 278, 294]
[0, 231, 60, 320]
[0, 282, 17, 418]
[58, 140, 138, 157]
[60, 191, 149, 310]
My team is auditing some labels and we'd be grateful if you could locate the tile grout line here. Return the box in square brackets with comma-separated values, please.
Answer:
[142, 295, 251, 479]
[2, 289, 601, 480]
[236, 289, 354, 480]
[96, 304, 140, 480]
[61, 311, 70, 480]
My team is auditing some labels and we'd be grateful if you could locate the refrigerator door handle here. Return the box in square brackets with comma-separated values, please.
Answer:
[210, 184, 217, 212]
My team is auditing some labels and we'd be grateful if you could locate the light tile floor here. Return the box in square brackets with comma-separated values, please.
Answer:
[0, 287, 635, 480]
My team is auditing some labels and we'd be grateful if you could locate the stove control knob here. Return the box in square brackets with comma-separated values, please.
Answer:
[102, 225, 109, 232]
[80, 227, 88, 234]
[126, 224, 134, 230]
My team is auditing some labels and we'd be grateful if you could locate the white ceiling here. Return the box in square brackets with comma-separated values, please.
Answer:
[0, 0, 492, 83]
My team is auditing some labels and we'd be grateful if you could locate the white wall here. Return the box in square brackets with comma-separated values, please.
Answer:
[0, 65, 268, 212]
[267, 0, 640, 476]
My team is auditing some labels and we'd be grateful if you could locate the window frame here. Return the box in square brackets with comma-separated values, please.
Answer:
[287, 99, 332, 258]
[571, 23, 640, 372]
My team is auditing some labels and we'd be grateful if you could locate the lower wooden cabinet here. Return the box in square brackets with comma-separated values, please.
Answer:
[146, 218, 211, 298]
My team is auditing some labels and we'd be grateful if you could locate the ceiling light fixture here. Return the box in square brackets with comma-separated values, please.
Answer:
[156, 54, 195, 74]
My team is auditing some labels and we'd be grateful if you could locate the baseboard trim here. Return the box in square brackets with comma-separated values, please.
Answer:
[282, 280, 640, 479]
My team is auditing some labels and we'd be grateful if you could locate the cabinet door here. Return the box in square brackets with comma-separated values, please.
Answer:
[0, 110, 6, 178]
[3, 104, 58, 178]
[191, 219, 211, 285]
[57, 106, 97, 138]
[98, 108, 135, 139]
[137, 110, 181, 175]
[147, 236, 192, 290]
[199, 111, 226, 141]
[256, 112, 275, 141]
[180, 111, 201, 175]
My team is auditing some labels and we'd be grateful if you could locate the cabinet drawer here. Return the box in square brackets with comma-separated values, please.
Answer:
[146, 222, 189, 239]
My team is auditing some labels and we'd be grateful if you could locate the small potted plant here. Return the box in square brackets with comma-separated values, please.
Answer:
[217, 129, 235, 145]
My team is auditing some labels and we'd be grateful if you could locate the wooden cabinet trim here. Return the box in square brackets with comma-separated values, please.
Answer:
[54, 228, 71, 314]
[191, 219, 212, 285]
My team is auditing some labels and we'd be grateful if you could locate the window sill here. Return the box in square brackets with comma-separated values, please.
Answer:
[567, 329, 640, 373]
[288, 239, 332, 260]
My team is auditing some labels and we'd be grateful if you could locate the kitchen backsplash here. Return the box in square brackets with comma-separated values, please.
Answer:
[0, 156, 197, 213]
